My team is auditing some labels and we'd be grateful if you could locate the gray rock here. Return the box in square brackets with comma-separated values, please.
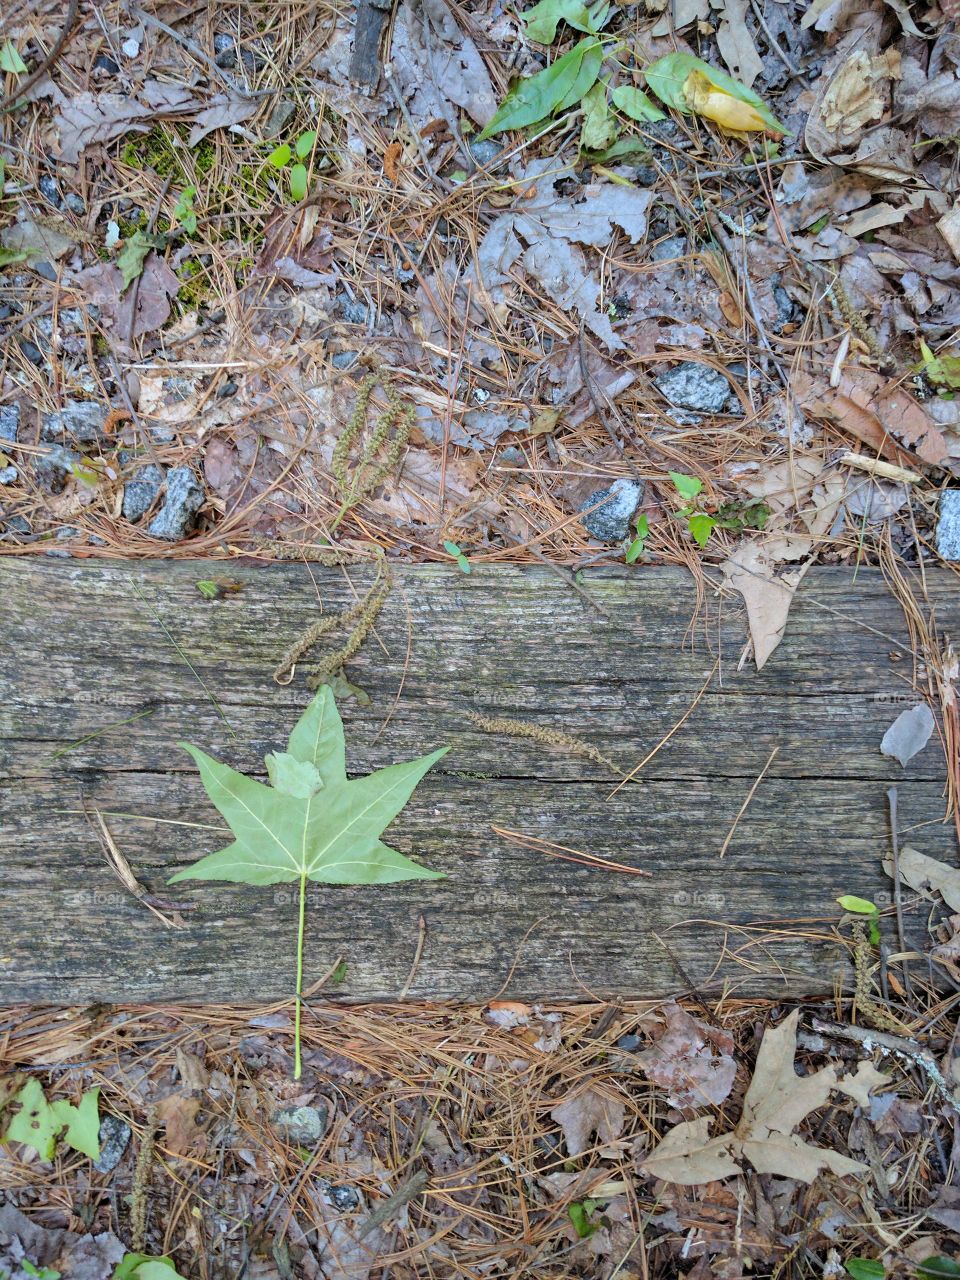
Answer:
[580, 478, 643, 542]
[33, 444, 81, 492]
[31, 261, 57, 283]
[937, 490, 960, 561]
[469, 138, 504, 169]
[654, 362, 732, 414]
[214, 33, 236, 66]
[38, 175, 63, 208]
[19, 339, 44, 365]
[650, 235, 686, 262]
[122, 464, 164, 522]
[338, 294, 369, 325]
[327, 1183, 360, 1211]
[0, 466, 16, 485]
[615, 1033, 642, 1052]
[1, 514, 31, 536]
[93, 1114, 132, 1174]
[0, 404, 19, 447]
[331, 351, 359, 369]
[65, 192, 86, 216]
[146, 466, 205, 541]
[272, 1102, 328, 1146]
[40, 401, 107, 444]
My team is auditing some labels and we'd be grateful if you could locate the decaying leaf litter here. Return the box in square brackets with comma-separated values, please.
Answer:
[3, 0, 960, 1275]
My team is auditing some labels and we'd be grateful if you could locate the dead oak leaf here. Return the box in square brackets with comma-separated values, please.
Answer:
[157, 1091, 207, 1157]
[641, 1011, 881, 1185]
[636, 1003, 737, 1110]
[551, 1086, 626, 1157]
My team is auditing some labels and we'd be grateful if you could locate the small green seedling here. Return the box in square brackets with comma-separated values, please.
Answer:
[173, 185, 198, 235]
[267, 129, 317, 202]
[1, 1079, 101, 1161]
[568, 1199, 602, 1238]
[22, 1262, 61, 1280]
[625, 512, 649, 564]
[443, 539, 472, 573]
[668, 471, 716, 549]
[0, 40, 28, 75]
[838, 895, 881, 947]
[169, 687, 448, 1078]
[114, 1255, 187, 1280]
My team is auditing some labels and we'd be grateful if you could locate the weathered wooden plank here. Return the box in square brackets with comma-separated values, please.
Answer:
[1, 559, 956, 1003]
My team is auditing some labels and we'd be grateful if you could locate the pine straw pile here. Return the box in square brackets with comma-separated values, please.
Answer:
[1, 977, 959, 1279]
[0, 0, 956, 573]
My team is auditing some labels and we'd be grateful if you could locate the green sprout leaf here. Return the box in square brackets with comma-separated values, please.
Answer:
[114, 1256, 184, 1280]
[644, 52, 788, 135]
[837, 895, 878, 916]
[611, 84, 666, 123]
[919, 339, 960, 391]
[478, 37, 599, 138]
[1, 1079, 100, 1161]
[919, 1258, 960, 1280]
[625, 513, 649, 564]
[22, 1262, 60, 1280]
[0, 40, 28, 75]
[523, 0, 609, 43]
[442, 539, 472, 573]
[196, 580, 218, 600]
[173, 186, 197, 236]
[0, 246, 33, 268]
[169, 687, 447, 1078]
[844, 1262, 885, 1280]
[117, 230, 165, 292]
[669, 471, 703, 502]
[289, 163, 308, 202]
[687, 512, 716, 548]
[838, 896, 881, 947]
[568, 1199, 601, 1238]
[294, 130, 317, 159]
[267, 142, 292, 167]
[579, 80, 617, 152]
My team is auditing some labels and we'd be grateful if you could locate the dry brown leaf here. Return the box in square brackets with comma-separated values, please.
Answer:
[73, 256, 182, 349]
[642, 1011, 878, 1185]
[723, 543, 810, 670]
[156, 1091, 207, 1157]
[551, 1087, 625, 1157]
[794, 369, 948, 468]
[55, 83, 198, 164]
[881, 846, 960, 912]
[715, 0, 763, 88]
[635, 1004, 737, 1110]
[383, 140, 402, 184]
[931, 915, 960, 983]
[820, 49, 901, 142]
[938, 203, 960, 265]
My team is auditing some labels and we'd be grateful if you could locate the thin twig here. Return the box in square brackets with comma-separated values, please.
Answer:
[719, 747, 779, 858]
[357, 1170, 429, 1240]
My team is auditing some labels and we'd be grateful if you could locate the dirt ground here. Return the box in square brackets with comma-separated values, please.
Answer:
[2, 0, 960, 1275]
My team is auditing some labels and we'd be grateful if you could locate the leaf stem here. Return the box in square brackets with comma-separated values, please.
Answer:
[294, 868, 307, 1080]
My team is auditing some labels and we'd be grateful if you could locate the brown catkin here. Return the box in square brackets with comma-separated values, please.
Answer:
[130, 1104, 158, 1252]
[466, 711, 621, 775]
[851, 920, 908, 1034]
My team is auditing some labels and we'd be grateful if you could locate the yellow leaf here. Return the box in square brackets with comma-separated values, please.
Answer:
[684, 70, 771, 134]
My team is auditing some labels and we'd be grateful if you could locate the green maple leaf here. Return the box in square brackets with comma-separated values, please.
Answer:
[169, 687, 447, 1076]
[2, 1079, 100, 1161]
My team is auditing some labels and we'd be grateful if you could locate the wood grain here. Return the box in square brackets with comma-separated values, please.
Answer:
[1, 559, 956, 1004]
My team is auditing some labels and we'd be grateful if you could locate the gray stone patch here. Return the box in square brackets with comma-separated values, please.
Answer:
[272, 1103, 328, 1146]
[40, 401, 107, 444]
[936, 489, 960, 561]
[580, 477, 643, 542]
[654, 362, 732, 414]
[146, 466, 205, 540]
[650, 235, 687, 262]
[122, 464, 164, 522]
[0, 404, 19, 484]
[93, 1114, 131, 1173]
